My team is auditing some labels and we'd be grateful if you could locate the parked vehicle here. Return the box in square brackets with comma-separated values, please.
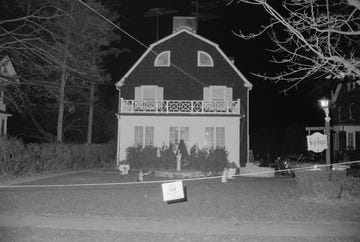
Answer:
[273, 152, 325, 177]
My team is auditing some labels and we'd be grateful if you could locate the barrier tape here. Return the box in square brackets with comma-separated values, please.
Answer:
[0, 160, 358, 189]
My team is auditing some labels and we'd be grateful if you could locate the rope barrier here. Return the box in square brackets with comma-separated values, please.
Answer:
[0, 160, 358, 190]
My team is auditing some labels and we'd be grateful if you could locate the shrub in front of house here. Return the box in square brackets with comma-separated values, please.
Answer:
[0, 137, 116, 177]
[206, 148, 228, 173]
[157, 145, 176, 170]
[124, 144, 229, 173]
[184, 145, 229, 172]
[125, 145, 159, 170]
[187, 145, 207, 171]
[294, 169, 360, 200]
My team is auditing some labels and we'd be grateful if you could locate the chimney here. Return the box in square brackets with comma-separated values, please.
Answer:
[173, 16, 197, 33]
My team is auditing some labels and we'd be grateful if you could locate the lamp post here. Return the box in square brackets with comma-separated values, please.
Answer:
[320, 98, 331, 168]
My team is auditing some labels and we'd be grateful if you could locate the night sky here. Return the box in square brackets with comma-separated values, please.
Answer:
[102, 0, 328, 154]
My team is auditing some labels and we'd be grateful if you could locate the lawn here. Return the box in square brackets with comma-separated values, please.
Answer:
[0, 170, 359, 224]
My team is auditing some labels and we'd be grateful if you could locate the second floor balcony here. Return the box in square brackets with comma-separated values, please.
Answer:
[120, 98, 241, 115]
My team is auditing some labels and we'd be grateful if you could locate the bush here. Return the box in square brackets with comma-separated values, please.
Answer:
[124, 144, 229, 173]
[339, 177, 360, 198]
[206, 148, 228, 173]
[294, 169, 360, 200]
[187, 145, 228, 172]
[0, 137, 116, 177]
[0, 137, 26, 176]
[157, 145, 176, 170]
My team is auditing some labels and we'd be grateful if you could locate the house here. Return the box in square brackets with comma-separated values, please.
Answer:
[331, 80, 360, 160]
[0, 56, 18, 136]
[115, 16, 252, 168]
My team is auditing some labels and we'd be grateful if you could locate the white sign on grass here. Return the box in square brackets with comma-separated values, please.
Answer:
[162, 180, 184, 202]
[307, 132, 327, 153]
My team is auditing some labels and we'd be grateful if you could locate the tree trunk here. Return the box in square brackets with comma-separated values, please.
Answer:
[87, 82, 95, 144]
[57, 1, 72, 142]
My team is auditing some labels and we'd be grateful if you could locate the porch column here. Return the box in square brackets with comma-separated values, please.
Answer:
[116, 84, 123, 167]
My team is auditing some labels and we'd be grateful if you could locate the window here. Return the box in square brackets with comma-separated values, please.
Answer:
[134, 126, 143, 146]
[349, 103, 355, 120]
[169, 126, 189, 146]
[215, 127, 225, 148]
[145, 126, 154, 146]
[154, 51, 170, 66]
[134, 126, 154, 146]
[203, 86, 233, 101]
[135, 85, 164, 100]
[205, 127, 225, 149]
[347, 82, 356, 91]
[197, 51, 214, 67]
[348, 132, 354, 149]
[205, 127, 214, 148]
[334, 132, 339, 151]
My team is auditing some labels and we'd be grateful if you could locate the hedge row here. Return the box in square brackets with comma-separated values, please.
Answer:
[125, 144, 229, 173]
[294, 170, 360, 200]
[0, 137, 116, 176]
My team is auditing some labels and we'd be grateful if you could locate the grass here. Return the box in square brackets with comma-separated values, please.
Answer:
[0, 170, 359, 224]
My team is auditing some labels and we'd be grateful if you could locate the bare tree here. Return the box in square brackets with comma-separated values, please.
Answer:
[230, 0, 360, 97]
[1, 0, 122, 142]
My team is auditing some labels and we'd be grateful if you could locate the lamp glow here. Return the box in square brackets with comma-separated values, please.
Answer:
[320, 99, 329, 108]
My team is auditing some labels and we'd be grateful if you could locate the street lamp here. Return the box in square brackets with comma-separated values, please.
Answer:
[319, 98, 331, 168]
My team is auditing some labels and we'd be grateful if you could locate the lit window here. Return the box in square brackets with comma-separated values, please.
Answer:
[154, 51, 170, 66]
[197, 51, 214, 67]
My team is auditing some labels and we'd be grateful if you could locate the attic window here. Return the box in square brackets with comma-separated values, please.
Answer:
[197, 51, 213, 67]
[154, 51, 170, 67]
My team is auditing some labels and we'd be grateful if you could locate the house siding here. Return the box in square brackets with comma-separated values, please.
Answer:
[118, 115, 241, 166]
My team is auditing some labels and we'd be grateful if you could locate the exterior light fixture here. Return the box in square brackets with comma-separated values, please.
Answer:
[319, 98, 331, 167]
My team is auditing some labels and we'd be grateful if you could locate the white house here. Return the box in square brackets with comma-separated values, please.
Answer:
[115, 17, 252, 167]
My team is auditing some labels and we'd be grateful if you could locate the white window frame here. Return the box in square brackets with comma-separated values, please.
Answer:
[169, 126, 190, 146]
[134, 126, 154, 147]
[154, 51, 170, 67]
[205, 127, 225, 149]
[197, 51, 214, 67]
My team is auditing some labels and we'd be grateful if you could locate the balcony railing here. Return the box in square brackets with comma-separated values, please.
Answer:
[120, 98, 240, 114]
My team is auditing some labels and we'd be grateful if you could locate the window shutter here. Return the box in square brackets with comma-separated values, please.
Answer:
[225, 87, 233, 101]
[156, 87, 164, 100]
[135, 87, 141, 100]
[203, 87, 211, 101]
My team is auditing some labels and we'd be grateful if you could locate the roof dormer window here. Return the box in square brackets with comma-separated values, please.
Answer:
[154, 51, 170, 67]
[197, 51, 213, 67]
